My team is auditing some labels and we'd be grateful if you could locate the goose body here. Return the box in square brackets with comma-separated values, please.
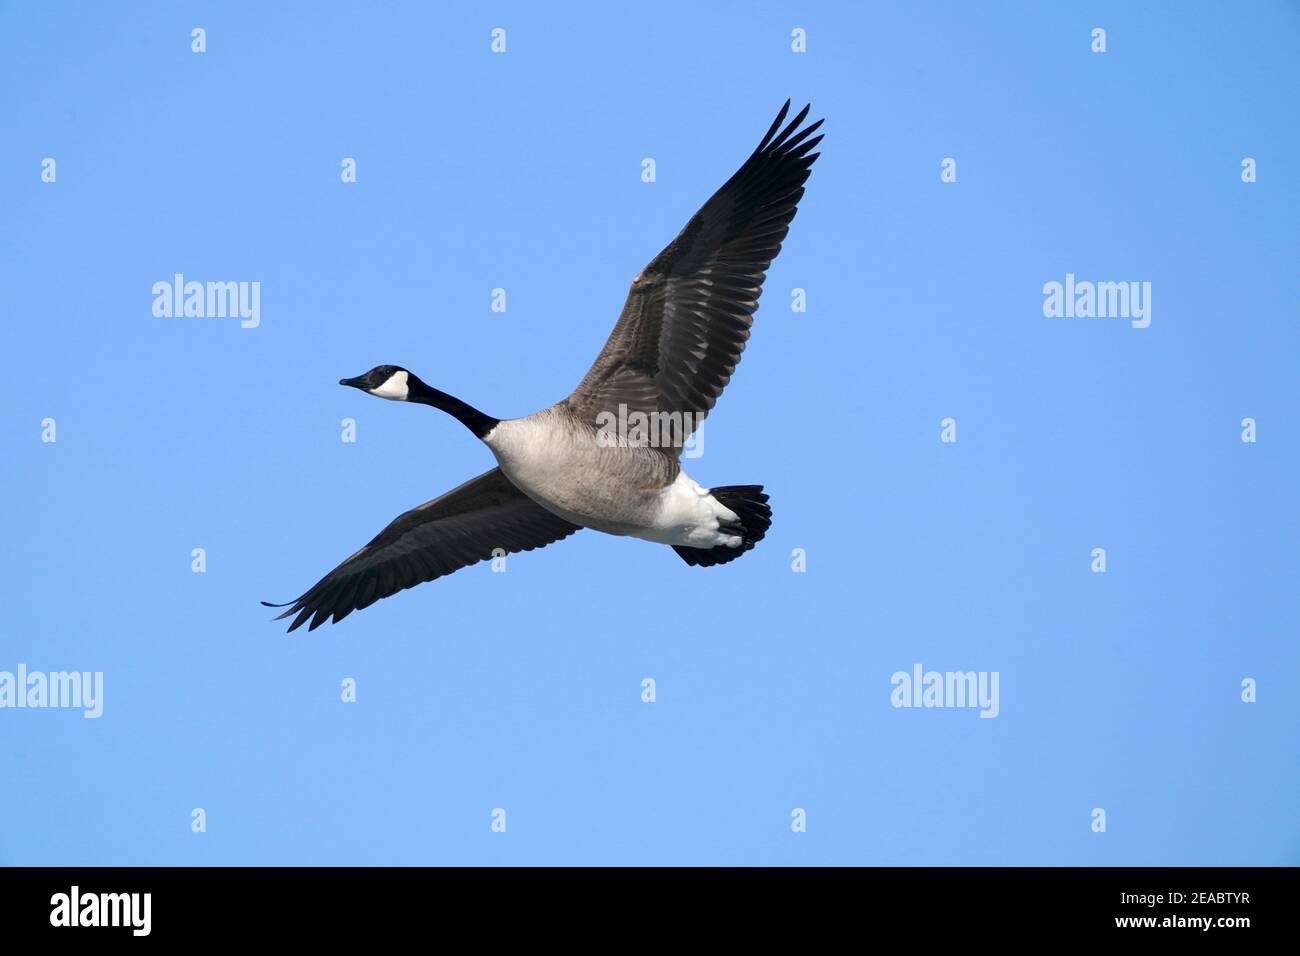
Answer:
[484, 413, 738, 548]
[266, 101, 823, 631]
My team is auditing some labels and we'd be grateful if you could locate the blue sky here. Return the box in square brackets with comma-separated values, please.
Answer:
[2, 1, 1296, 865]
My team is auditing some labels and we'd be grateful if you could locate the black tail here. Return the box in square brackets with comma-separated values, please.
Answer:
[673, 485, 772, 568]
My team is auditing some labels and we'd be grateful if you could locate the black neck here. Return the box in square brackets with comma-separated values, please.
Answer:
[407, 378, 499, 439]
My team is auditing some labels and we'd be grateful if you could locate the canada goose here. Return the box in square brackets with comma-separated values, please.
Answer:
[265, 101, 822, 631]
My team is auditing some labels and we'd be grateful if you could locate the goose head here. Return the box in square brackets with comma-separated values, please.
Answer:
[339, 365, 500, 439]
[339, 365, 414, 401]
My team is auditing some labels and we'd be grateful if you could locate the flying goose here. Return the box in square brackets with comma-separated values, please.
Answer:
[265, 101, 823, 631]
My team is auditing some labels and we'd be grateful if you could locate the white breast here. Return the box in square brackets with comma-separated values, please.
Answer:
[484, 415, 603, 525]
[484, 416, 570, 494]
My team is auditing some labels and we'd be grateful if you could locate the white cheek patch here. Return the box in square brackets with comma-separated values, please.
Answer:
[369, 370, 409, 401]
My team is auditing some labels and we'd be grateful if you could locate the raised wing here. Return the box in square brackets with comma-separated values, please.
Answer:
[567, 101, 823, 450]
[264, 468, 580, 631]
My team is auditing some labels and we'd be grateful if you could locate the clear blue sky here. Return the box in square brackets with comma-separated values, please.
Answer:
[2, 1, 1296, 865]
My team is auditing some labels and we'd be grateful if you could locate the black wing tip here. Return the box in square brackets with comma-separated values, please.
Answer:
[262, 596, 319, 631]
[277, 598, 347, 632]
[755, 100, 823, 161]
[770, 103, 820, 151]
[754, 100, 792, 154]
